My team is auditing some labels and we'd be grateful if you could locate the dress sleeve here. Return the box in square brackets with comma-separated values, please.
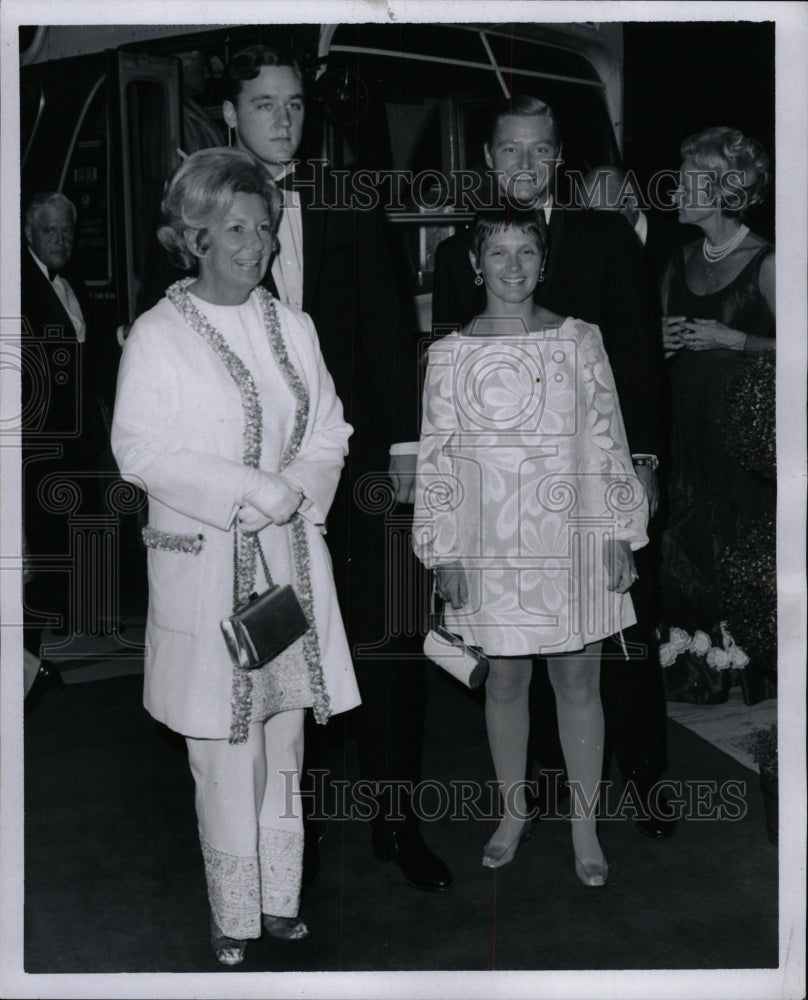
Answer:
[576, 320, 650, 551]
[412, 339, 462, 568]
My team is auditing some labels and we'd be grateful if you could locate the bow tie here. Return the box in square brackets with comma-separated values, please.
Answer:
[276, 171, 296, 192]
[47, 268, 58, 282]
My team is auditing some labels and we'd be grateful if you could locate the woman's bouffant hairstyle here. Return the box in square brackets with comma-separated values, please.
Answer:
[470, 206, 549, 264]
[680, 126, 771, 218]
[157, 147, 281, 271]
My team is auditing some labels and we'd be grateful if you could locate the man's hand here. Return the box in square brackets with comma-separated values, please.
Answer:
[634, 464, 659, 518]
[436, 562, 468, 609]
[388, 452, 416, 504]
[605, 539, 638, 594]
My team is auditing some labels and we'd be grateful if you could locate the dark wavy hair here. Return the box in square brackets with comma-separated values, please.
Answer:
[680, 126, 771, 219]
[223, 44, 303, 106]
[157, 147, 281, 271]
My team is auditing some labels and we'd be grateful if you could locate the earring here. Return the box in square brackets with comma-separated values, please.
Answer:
[474, 272, 484, 286]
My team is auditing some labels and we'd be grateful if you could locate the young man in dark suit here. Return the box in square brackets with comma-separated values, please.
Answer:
[432, 96, 676, 838]
[222, 45, 452, 891]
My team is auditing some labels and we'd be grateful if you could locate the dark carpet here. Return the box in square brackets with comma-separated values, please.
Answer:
[23, 666, 778, 974]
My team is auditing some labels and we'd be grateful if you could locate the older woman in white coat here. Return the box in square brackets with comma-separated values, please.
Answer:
[111, 148, 359, 965]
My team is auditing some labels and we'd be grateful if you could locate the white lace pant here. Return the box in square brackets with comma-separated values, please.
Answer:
[186, 709, 305, 939]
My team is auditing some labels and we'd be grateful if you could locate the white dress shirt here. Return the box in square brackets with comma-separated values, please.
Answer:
[633, 210, 648, 248]
[271, 168, 304, 311]
[29, 248, 86, 343]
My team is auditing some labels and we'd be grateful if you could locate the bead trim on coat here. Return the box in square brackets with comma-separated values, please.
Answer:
[166, 279, 330, 739]
[256, 288, 330, 725]
[142, 525, 205, 555]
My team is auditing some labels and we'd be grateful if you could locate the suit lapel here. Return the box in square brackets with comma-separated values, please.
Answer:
[22, 249, 77, 338]
[298, 174, 326, 314]
[543, 206, 566, 289]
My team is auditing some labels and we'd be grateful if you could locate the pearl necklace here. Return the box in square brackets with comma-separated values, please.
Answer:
[702, 224, 749, 263]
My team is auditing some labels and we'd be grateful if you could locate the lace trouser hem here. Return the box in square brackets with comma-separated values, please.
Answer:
[199, 831, 261, 939]
[259, 826, 303, 917]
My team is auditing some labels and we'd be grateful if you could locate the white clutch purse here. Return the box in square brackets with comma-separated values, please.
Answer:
[423, 584, 489, 689]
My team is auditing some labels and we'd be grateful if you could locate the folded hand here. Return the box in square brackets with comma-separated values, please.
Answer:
[243, 471, 303, 525]
[678, 318, 746, 352]
[436, 562, 468, 609]
[237, 504, 274, 532]
[662, 315, 687, 358]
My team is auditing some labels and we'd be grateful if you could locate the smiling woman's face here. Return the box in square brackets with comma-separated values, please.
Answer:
[477, 227, 543, 308]
[193, 192, 273, 305]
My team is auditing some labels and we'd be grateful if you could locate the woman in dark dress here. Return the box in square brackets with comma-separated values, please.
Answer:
[660, 127, 775, 644]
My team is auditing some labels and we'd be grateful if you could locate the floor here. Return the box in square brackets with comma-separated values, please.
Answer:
[46, 621, 778, 775]
[9, 612, 790, 1000]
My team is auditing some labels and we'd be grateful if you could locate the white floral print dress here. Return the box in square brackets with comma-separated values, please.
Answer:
[413, 317, 649, 657]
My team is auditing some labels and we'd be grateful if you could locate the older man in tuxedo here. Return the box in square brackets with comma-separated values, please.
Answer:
[432, 95, 676, 838]
[221, 45, 452, 891]
[21, 192, 98, 707]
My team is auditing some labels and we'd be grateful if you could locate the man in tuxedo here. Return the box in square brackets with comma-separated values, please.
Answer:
[221, 45, 452, 891]
[579, 163, 690, 289]
[432, 95, 676, 838]
[21, 192, 97, 705]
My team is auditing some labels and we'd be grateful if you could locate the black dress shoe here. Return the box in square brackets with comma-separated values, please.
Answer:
[371, 829, 453, 892]
[302, 836, 321, 889]
[631, 780, 678, 839]
[302, 819, 329, 889]
[24, 660, 65, 716]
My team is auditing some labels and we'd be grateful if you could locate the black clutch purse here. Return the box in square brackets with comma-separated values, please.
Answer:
[221, 534, 310, 670]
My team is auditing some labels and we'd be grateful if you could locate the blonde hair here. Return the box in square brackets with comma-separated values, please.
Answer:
[680, 126, 770, 218]
[157, 147, 281, 270]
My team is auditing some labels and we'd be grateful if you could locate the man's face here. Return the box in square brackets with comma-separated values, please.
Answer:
[223, 65, 305, 176]
[484, 114, 560, 207]
[25, 204, 75, 273]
